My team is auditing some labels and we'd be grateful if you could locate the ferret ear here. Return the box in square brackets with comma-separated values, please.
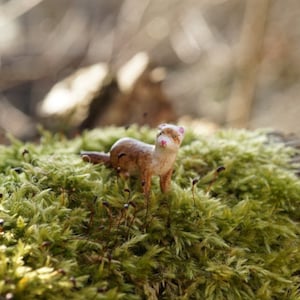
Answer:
[158, 123, 167, 130]
[178, 126, 185, 135]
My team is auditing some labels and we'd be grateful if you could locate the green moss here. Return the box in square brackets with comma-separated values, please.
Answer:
[0, 126, 299, 299]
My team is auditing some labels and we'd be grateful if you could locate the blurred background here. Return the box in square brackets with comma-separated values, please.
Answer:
[1, 0, 300, 141]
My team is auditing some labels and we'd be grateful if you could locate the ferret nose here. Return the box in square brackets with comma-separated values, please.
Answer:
[160, 140, 167, 147]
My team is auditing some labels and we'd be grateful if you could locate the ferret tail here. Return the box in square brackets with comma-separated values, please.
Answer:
[80, 151, 111, 166]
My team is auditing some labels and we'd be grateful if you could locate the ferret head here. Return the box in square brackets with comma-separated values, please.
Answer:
[155, 124, 185, 152]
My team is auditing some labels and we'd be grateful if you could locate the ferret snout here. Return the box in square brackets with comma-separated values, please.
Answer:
[157, 134, 179, 151]
[160, 139, 167, 147]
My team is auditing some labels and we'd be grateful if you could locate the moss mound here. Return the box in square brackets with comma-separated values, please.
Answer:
[0, 126, 299, 299]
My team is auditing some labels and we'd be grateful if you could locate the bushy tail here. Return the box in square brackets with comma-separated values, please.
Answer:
[80, 151, 111, 166]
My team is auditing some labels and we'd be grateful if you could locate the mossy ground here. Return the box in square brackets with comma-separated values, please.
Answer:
[0, 126, 299, 299]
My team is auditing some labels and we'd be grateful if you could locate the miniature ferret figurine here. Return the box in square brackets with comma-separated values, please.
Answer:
[80, 124, 185, 196]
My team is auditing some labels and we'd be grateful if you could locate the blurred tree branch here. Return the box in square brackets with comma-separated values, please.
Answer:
[0, 0, 45, 27]
[227, 0, 271, 128]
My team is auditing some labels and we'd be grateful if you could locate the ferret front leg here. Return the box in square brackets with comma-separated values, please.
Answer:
[160, 168, 173, 193]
